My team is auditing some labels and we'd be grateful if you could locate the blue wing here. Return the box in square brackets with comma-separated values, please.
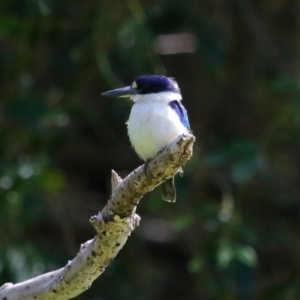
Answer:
[169, 100, 191, 130]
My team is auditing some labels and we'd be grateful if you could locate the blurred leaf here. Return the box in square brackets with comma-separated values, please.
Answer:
[217, 241, 258, 270]
[205, 138, 268, 183]
[234, 245, 258, 268]
[270, 77, 300, 95]
[40, 169, 65, 193]
[0, 16, 21, 38]
[217, 242, 234, 269]
[187, 255, 205, 273]
[172, 214, 194, 230]
[3, 244, 52, 282]
[5, 94, 48, 129]
[193, 19, 228, 70]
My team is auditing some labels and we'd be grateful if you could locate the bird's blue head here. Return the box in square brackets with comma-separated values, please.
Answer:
[101, 75, 181, 98]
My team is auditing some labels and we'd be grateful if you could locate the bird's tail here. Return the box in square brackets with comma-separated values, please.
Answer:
[161, 177, 176, 202]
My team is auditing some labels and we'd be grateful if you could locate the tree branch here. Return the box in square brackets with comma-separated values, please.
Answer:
[0, 133, 195, 300]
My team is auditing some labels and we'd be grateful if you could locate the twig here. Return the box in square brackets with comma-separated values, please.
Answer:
[0, 133, 195, 300]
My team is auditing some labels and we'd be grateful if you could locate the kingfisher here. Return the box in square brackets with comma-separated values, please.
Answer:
[102, 75, 190, 202]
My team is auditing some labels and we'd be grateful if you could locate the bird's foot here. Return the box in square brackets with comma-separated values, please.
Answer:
[144, 147, 167, 178]
[143, 159, 154, 178]
[157, 147, 166, 155]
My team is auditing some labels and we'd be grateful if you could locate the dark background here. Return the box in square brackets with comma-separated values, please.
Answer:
[1, 0, 300, 299]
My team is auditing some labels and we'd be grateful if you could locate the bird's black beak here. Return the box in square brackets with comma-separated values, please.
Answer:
[101, 86, 140, 98]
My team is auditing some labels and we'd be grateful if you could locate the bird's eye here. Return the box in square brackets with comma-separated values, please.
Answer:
[131, 81, 138, 89]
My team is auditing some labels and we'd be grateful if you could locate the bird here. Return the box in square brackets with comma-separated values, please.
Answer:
[101, 75, 190, 202]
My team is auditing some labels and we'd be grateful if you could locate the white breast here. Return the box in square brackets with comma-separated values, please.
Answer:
[127, 93, 188, 161]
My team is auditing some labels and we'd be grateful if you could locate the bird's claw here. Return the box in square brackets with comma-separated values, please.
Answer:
[144, 147, 166, 178]
[143, 160, 154, 178]
[157, 147, 166, 155]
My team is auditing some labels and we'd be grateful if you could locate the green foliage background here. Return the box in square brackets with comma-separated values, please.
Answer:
[0, 0, 300, 299]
